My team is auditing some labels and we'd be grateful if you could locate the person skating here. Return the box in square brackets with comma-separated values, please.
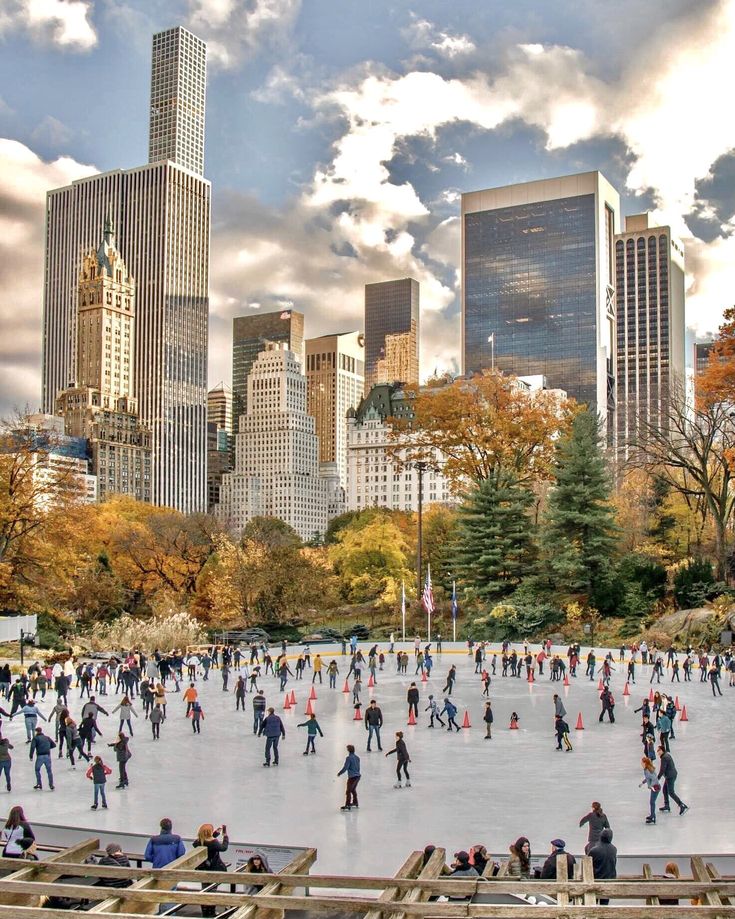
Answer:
[406, 683, 419, 721]
[259, 708, 285, 766]
[579, 802, 610, 853]
[555, 715, 572, 751]
[193, 823, 229, 918]
[425, 695, 445, 728]
[639, 755, 660, 824]
[441, 698, 460, 732]
[337, 744, 361, 811]
[386, 731, 411, 787]
[29, 726, 55, 790]
[364, 699, 383, 751]
[297, 713, 324, 754]
[483, 701, 494, 739]
[86, 755, 112, 809]
[657, 746, 689, 815]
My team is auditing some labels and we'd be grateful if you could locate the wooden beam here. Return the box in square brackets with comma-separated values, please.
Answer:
[364, 850, 425, 919]
[0, 837, 100, 907]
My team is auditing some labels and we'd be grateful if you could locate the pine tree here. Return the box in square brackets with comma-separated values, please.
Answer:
[453, 472, 535, 604]
[539, 409, 619, 608]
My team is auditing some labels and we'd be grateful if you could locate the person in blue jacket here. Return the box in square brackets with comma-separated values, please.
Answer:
[144, 817, 185, 868]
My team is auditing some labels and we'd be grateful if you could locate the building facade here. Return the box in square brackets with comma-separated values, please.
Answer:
[232, 310, 304, 433]
[306, 332, 365, 490]
[149, 27, 207, 176]
[215, 344, 334, 540]
[42, 27, 210, 513]
[346, 384, 454, 513]
[364, 278, 419, 391]
[206, 382, 232, 512]
[615, 214, 686, 448]
[462, 172, 620, 436]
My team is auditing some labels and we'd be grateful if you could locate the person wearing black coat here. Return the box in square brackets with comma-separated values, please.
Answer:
[193, 824, 229, 918]
[386, 732, 411, 788]
[589, 829, 617, 905]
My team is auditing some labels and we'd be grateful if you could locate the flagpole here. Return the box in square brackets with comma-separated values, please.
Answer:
[401, 580, 406, 643]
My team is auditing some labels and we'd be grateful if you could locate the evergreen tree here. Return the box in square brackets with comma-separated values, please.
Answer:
[453, 472, 535, 604]
[539, 409, 619, 609]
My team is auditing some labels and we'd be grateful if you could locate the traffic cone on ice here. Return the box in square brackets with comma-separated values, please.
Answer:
[680, 705, 688, 722]
[283, 694, 291, 710]
[305, 699, 314, 716]
[342, 679, 350, 693]
[563, 674, 570, 687]
[407, 709, 417, 726]
[675, 696, 681, 711]
[623, 682, 630, 696]
[649, 687, 654, 702]
[598, 678, 604, 691]
[462, 710, 471, 728]
[309, 686, 317, 701]
[575, 712, 584, 731]
[290, 690, 296, 705]
[421, 670, 428, 683]
[353, 705, 362, 721]
[367, 674, 375, 688]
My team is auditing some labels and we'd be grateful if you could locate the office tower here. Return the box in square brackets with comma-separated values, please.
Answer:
[216, 343, 332, 540]
[206, 382, 232, 512]
[231, 309, 304, 432]
[615, 214, 686, 447]
[306, 331, 364, 489]
[693, 340, 715, 376]
[462, 172, 620, 434]
[149, 27, 207, 176]
[364, 278, 419, 391]
[346, 383, 453, 512]
[56, 216, 152, 502]
[42, 27, 210, 513]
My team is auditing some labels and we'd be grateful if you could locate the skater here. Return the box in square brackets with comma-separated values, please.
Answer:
[425, 695, 445, 728]
[483, 701, 494, 739]
[406, 683, 419, 720]
[657, 746, 689, 815]
[441, 697, 460, 732]
[364, 699, 383, 751]
[86, 755, 112, 809]
[555, 715, 572, 751]
[297, 713, 324, 754]
[337, 744, 361, 811]
[193, 823, 229, 918]
[640, 755, 660, 824]
[386, 731, 411, 787]
[579, 802, 610, 853]
[259, 708, 285, 767]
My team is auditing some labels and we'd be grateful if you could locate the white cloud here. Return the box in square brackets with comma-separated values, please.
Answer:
[187, 0, 301, 68]
[0, 0, 97, 49]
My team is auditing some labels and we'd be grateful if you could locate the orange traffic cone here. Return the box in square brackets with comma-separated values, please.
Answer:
[623, 682, 630, 696]
[342, 679, 350, 693]
[575, 712, 584, 730]
[284, 694, 291, 710]
[680, 705, 688, 722]
[675, 696, 681, 711]
[597, 678, 603, 691]
[421, 670, 428, 683]
[407, 709, 417, 725]
[309, 686, 317, 701]
[648, 687, 654, 701]
[289, 690, 296, 705]
[353, 705, 362, 721]
[462, 710, 471, 728]
[305, 699, 314, 716]
[563, 674, 570, 687]
[367, 674, 375, 688]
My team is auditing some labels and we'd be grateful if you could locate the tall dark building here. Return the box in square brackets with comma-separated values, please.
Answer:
[461, 172, 620, 433]
[364, 278, 419, 391]
[231, 309, 304, 431]
[615, 214, 686, 449]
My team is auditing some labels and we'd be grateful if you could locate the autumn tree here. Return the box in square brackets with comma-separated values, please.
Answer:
[390, 370, 574, 490]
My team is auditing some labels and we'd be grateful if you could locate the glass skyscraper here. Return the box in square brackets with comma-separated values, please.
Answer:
[462, 172, 620, 430]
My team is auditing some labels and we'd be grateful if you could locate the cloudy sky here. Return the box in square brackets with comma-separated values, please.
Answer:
[1, 0, 734, 413]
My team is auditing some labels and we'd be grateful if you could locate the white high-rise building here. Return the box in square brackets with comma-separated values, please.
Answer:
[42, 27, 210, 513]
[306, 332, 364, 490]
[149, 27, 207, 176]
[215, 344, 334, 540]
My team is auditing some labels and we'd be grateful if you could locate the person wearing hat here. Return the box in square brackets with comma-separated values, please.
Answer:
[540, 839, 576, 879]
[448, 851, 478, 878]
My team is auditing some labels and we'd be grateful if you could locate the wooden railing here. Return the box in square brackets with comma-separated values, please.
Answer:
[0, 844, 732, 917]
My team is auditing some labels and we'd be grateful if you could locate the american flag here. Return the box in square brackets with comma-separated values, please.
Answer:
[422, 565, 435, 616]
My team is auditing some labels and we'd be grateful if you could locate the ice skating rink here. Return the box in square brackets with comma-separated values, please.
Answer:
[13, 643, 733, 875]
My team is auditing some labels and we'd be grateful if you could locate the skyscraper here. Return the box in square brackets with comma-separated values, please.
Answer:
[42, 27, 210, 513]
[56, 215, 152, 502]
[364, 278, 419, 391]
[149, 27, 207, 176]
[231, 309, 304, 432]
[216, 343, 334, 540]
[462, 172, 620, 433]
[615, 214, 685, 448]
[306, 332, 364, 489]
